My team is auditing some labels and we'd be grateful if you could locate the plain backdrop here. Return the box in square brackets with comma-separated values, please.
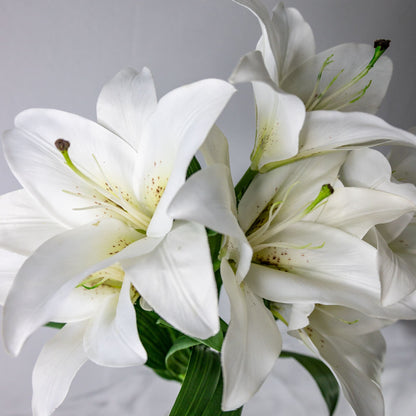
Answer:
[0, 0, 416, 415]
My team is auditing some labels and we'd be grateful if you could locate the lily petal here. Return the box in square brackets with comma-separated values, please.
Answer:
[200, 125, 230, 167]
[0, 189, 67, 255]
[221, 259, 281, 411]
[233, 0, 280, 80]
[135, 79, 235, 237]
[84, 278, 147, 367]
[342, 149, 416, 205]
[3, 218, 142, 356]
[168, 164, 252, 281]
[53, 285, 120, 324]
[299, 111, 416, 157]
[229, 50, 305, 169]
[377, 226, 416, 305]
[4, 109, 137, 227]
[97, 67, 157, 150]
[0, 248, 25, 305]
[315, 187, 416, 239]
[251, 81, 305, 169]
[247, 222, 383, 316]
[307, 308, 386, 416]
[230, 50, 278, 92]
[32, 321, 88, 416]
[270, 2, 315, 80]
[123, 221, 219, 339]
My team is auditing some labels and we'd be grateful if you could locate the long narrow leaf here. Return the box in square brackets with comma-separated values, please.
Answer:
[170, 346, 221, 416]
[281, 350, 339, 415]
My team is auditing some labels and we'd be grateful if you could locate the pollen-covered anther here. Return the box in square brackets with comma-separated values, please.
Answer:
[374, 39, 391, 51]
[55, 138, 71, 152]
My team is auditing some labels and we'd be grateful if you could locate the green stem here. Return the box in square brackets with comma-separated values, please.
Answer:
[234, 167, 258, 205]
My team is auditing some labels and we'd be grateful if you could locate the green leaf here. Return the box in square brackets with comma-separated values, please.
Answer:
[157, 318, 224, 351]
[234, 167, 258, 204]
[170, 346, 243, 416]
[281, 350, 339, 415]
[135, 302, 179, 379]
[201, 369, 243, 416]
[186, 156, 202, 179]
[166, 336, 199, 380]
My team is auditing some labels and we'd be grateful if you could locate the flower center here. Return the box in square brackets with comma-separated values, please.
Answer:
[247, 183, 333, 269]
[55, 139, 151, 232]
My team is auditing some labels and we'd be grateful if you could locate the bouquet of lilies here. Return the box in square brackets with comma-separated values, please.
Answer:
[2, 1, 416, 415]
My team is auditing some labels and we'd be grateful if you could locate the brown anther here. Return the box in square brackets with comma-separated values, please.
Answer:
[374, 39, 391, 51]
[55, 138, 71, 151]
[325, 183, 335, 194]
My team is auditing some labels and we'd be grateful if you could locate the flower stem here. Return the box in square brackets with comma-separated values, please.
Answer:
[234, 167, 258, 205]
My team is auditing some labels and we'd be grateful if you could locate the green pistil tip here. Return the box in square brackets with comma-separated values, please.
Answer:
[304, 183, 334, 215]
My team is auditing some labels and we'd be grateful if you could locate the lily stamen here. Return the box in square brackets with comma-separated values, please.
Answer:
[307, 39, 391, 111]
[55, 139, 151, 230]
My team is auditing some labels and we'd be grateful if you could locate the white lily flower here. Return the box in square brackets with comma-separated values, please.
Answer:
[342, 147, 416, 305]
[232, 0, 392, 113]
[229, 1, 416, 172]
[1, 68, 235, 415]
[169, 143, 416, 411]
[280, 304, 391, 416]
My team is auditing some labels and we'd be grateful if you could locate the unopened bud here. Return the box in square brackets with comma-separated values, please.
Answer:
[55, 138, 70, 152]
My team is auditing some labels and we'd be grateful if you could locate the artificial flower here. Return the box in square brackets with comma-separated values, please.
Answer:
[281, 304, 391, 416]
[1, 67, 235, 415]
[232, 0, 392, 113]
[229, 1, 416, 173]
[169, 131, 416, 411]
[342, 147, 416, 305]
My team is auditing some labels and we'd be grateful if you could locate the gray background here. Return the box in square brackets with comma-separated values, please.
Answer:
[0, 0, 415, 414]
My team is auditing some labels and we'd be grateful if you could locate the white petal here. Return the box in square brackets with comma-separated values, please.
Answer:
[168, 164, 252, 281]
[251, 81, 305, 169]
[377, 226, 416, 305]
[135, 79, 235, 237]
[342, 148, 416, 205]
[247, 222, 383, 315]
[308, 309, 386, 416]
[4, 109, 137, 227]
[315, 187, 415, 239]
[239, 152, 346, 232]
[233, 2, 315, 82]
[0, 248, 25, 305]
[53, 285, 120, 323]
[389, 146, 416, 184]
[299, 111, 416, 157]
[233, 0, 280, 80]
[221, 260, 281, 411]
[0, 189, 67, 255]
[97, 67, 157, 150]
[311, 305, 393, 337]
[199, 125, 230, 167]
[32, 321, 88, 416]
[123, 221, 219, 339]
[230, 50, 278, 92]
[84, 278, 147, 367]
[282, 43, 392, 113]
[270, 3, 315, 80]
[229, 50, 306, 168]
[275, 302, 315, 331]
[3, 218, 142, 355]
